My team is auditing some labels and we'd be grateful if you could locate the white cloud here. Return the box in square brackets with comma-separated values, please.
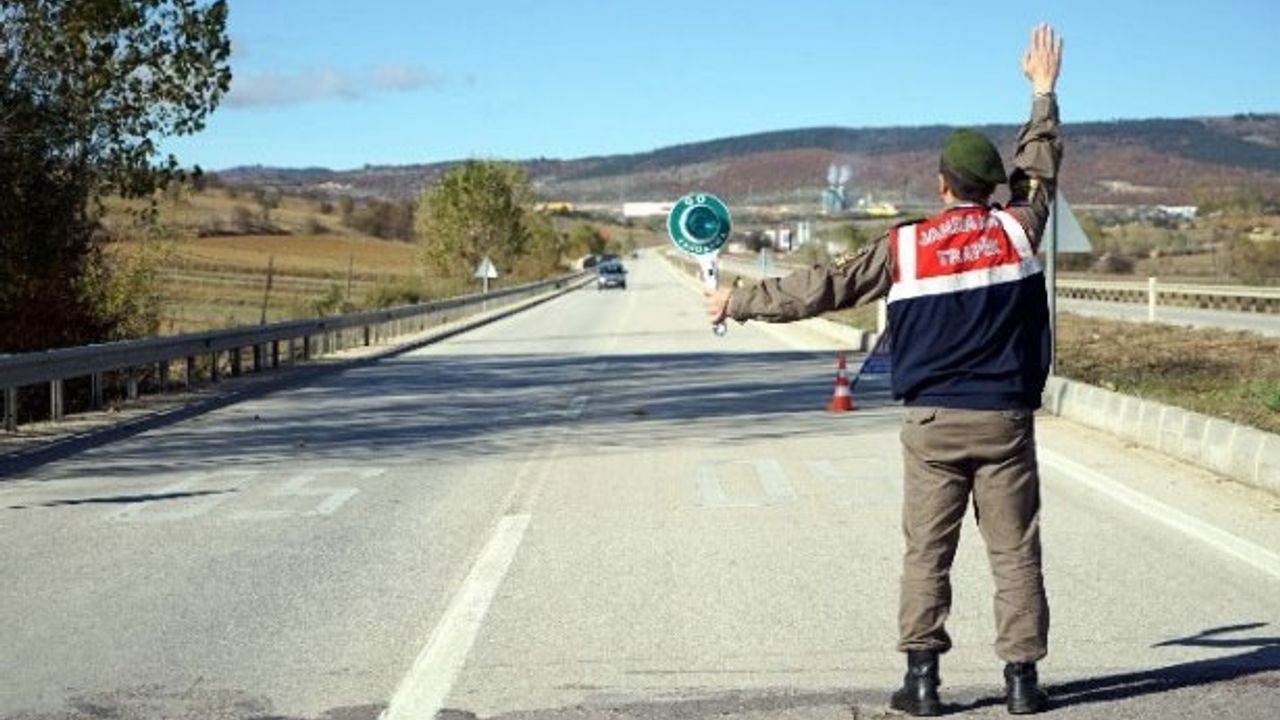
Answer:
[372, 63, 436, 92]
[226, 63, 437, 109]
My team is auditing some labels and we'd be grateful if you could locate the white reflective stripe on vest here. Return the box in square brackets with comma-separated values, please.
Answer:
[895, 223, 918, 282]
[887, 212, 1044, 305]
[993, 209, 1036, 260]
[887, 256, 1043, 303]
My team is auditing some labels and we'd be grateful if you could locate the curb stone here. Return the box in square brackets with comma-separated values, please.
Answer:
[1043, 376, 1279, 497]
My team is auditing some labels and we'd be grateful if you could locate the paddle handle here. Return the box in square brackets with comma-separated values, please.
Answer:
[699, 254, 727, 336]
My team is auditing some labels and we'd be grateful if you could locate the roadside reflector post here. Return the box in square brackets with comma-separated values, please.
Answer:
[49, 379, 64, 422]
[1148, 276, 1158, 323]
[91, 372, 104, 410]
[3, 387, 16, 432]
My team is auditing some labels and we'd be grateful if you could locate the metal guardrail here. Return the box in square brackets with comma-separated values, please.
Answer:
[1056, 278, 1280, 314]
[723, 251, 1279, 315]
[1, 271, 588, 432]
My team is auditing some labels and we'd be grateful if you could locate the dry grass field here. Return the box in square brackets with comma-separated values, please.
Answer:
[1056, 313, 1280, 433]
[105, 189, 655, 335]
[105, 190, 435, 334]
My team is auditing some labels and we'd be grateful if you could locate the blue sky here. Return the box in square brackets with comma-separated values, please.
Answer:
[166, 0, 1280, 171]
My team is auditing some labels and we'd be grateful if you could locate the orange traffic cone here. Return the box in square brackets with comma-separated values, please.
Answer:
[827, 352, 856, 412]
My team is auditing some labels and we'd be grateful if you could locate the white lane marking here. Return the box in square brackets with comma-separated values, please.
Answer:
[380, 512, 531, 720]
[806, 458, 900, 508]
[229, 468, 374, 520]
[695, 458, 796, 508]
[1040, 448, 1280, 582]
[106, 469, 261, 522]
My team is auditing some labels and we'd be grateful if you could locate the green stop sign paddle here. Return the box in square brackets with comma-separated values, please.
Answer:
[667, 193, 731, 255]
[668, 192, 732, 337]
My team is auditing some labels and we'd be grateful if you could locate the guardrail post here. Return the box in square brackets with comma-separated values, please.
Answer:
[159, 361, 170, 394]
[271, 341, 280, 369]
[364, 326, 371, 347]
[127, 368, 139, 400]
[253, 344, 263, 373]
[231, 347, 242, 377]
[211, 352, 221, 383]
[186, 357, 196, 388]
[91, 372, 104, 410]
[1148, 277, 1157, 322]
[50, 379, 64, 421]
[302, 336, 311, 361]
[4, 387, 17, 431]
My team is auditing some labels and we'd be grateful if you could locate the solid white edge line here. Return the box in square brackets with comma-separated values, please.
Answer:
[380, 513, 532, 720]
[1039, 448, 1280, 581]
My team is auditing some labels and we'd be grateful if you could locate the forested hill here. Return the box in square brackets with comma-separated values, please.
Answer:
[220, 112, 1280, 206]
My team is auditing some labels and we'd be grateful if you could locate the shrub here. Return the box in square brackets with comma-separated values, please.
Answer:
[1094, 253, 1136, 274]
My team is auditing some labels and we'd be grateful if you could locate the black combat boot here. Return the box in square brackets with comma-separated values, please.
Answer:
[1004, 662, 1048, 714]
[889, 650, 942, 716]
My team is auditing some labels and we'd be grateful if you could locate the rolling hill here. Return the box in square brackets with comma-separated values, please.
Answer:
[219, 112, 1280, 208]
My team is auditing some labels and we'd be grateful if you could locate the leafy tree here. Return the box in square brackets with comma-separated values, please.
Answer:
[822, 222, 870, 253]
[1229, 237, 1280, 285]
[0, 0, 232, 353]
[741, 230, 773, 253]
[253, 186, 281, 222]
[345, 198, 416, 241]
[514, 211, 564, 278]
[416, 161, 533, 278]
[567, 222, 608, 258]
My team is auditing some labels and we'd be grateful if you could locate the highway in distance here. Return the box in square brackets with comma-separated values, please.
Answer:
[2, 253, 1278, 719]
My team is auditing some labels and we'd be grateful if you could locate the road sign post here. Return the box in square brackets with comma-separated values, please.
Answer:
[474, 255, 499, 294]
[1044, 190, 1094, 375]
[667, 193, 732, 336]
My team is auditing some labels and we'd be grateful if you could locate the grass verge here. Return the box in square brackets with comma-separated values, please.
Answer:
[1055, 313, 1280, 434]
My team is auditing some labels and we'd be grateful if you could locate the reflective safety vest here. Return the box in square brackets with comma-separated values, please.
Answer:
[885, 205, 1051, 410]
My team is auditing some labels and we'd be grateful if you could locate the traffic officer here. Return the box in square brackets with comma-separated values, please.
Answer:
[704, 23, 1064, 717]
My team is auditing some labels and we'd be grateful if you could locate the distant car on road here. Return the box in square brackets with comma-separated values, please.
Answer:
[596, 262, 627, 290]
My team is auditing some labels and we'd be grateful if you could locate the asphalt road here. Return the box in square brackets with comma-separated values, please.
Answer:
[1056, 298, 1280, 337]
[2, 253, 1278, 720]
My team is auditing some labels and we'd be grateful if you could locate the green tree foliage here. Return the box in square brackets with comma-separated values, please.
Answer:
[0, 0, 232, 352]
[566, 222, 608, 258]
[344, 198, 415, 241]
[740, 230, 773, 253]
[822, 222, 870, 254]
[513, 212, 564, 278]
[416, 161, 535, 278]
[1229, 238, 1280, 285]
[793, 240, 831, 266]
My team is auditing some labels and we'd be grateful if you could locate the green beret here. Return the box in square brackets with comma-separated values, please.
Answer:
[940, 128, 1007, 186]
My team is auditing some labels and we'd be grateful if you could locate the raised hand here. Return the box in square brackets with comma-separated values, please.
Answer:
[1021, 23, 1063, 95]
